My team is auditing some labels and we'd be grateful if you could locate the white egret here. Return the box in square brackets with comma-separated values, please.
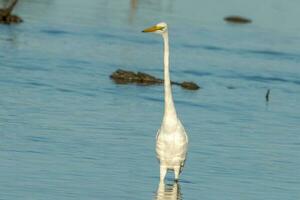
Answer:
[142, 22, 188, 182]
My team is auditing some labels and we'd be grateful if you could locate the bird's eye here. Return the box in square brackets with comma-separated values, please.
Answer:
[158, 26, 165, 31]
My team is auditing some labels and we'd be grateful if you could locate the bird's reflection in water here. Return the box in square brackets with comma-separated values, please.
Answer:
[155, 181, 182, 200]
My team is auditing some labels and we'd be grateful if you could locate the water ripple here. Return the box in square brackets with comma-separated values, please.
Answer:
[183, 43, 300, 61]
[223, 73, 300, 85]
[41, 29, 71, 35]
[95, 32, 159, 45]
[182, 70, 213, 77]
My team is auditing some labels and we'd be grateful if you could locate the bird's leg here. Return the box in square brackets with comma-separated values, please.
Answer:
[174, 166, 180, 181]
[160, 166, 167, 182]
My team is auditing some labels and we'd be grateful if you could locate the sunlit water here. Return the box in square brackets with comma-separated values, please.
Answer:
[0, 0, 300, 199]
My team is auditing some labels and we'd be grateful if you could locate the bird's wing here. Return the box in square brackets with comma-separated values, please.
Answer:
[156, 128, 160, 140]
[178, 120, 188, 144]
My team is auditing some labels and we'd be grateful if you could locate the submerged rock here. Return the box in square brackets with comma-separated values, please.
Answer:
[180, 81, 200, 90]
[226, 86, 236, 90]
[110, 69, 200, 91]
[0, 0, 22, 24]
[0, 14, 22, 23]
[110, 69, 163, 85]
[224, 16, 252, 24]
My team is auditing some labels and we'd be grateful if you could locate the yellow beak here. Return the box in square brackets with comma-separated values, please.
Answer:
[142, 25, 164, 33]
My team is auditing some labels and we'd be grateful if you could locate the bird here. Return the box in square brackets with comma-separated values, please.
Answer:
[142, 22, 188, 182]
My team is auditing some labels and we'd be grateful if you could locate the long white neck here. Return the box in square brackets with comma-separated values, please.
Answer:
[162, 31, 177, 123]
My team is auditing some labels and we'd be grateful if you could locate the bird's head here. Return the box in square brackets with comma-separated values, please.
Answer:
[142, 22, 168, 34]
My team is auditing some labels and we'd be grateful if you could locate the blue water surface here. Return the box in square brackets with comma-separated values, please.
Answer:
[0, 0, 300, 199]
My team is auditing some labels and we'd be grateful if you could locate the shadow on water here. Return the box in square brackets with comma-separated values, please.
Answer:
[155, 181, 182, 200]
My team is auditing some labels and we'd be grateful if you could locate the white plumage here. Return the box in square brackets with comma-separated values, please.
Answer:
[142, 22, 188, 182]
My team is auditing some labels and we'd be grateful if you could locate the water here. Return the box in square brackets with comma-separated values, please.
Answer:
[1, 0, 300, 199]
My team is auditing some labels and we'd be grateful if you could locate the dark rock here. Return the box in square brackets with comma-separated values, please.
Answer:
[180, 81, 200, 90]
[110, 69, 200, 91]
[136, 72, 163, 84]
[0, 14, 22, 24]
[110, 69, 162, 85]
[224, 16, 252, 24]
[0, 0, 22, 24]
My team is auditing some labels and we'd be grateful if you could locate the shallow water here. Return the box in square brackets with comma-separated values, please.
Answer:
[0, 0, 300, 199]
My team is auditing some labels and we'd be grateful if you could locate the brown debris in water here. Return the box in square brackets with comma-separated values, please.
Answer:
[224, 16, 252, 24]
[0, 0, 23, 24]
[110, 69, 200, 91]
